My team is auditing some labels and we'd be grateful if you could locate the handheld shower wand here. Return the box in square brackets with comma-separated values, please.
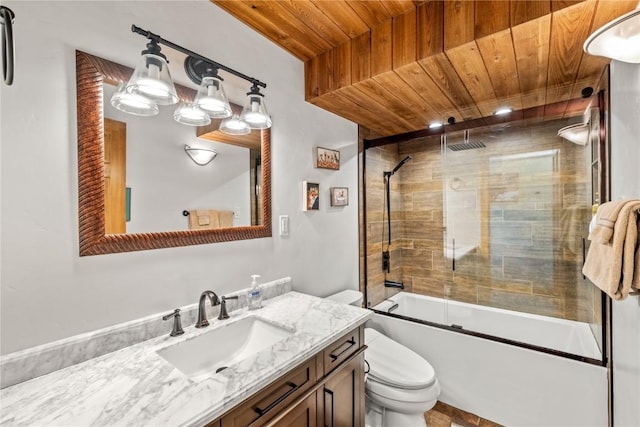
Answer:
[385, 155, 413, 177]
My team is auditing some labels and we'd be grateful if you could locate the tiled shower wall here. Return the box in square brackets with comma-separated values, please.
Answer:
[362, 119, 601, 324]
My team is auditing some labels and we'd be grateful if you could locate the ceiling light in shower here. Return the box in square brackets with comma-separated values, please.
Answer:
[429, 121, 443, 129]
[494, 107, 513, 116]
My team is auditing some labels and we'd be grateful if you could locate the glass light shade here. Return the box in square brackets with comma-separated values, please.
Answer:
[110, 83, 159, 116]
[240, 94, 272, 129]
[126, 53, 178, 105]
[584, 9, 640, 64]
[173, 103, 211, 126]
[219, 114, 251, 135]
[558, 123, 589, 146]
[194, 76, 232, 118]
[184, 145, 217, 166]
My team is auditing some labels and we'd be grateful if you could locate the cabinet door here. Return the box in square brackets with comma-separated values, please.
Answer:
[222, 357, 318, 427]
[322, 353, 364, 427]
[262, 392, 317, 427]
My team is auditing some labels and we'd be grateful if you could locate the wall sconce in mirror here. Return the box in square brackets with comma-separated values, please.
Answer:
[184, 145, 218, 166]
[112, 25, 272, 134]
[584, 6, 640, 63]
[558, 123, 589, 145]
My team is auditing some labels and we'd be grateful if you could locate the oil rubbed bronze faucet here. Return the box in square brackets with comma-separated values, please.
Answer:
[195, 290, 220, 328]
[218, 295, 239, 320]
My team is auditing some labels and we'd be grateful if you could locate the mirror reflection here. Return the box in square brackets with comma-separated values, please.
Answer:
[76, 50, 271, 256]
[102, 83, 263, 235]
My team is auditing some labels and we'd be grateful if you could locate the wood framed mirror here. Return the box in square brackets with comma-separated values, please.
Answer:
[76, 50, 271, 256]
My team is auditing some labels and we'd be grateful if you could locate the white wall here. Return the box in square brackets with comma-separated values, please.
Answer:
[609, 60, 640, 427]
[0, 1, 358, 354]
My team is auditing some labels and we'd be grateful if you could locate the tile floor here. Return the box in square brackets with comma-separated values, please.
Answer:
[424, 401, 503, 427]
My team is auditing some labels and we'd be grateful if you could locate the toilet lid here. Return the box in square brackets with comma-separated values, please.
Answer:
[365, 328, 436, 390]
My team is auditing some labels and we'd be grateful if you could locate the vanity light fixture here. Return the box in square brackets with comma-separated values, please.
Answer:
[173, 102, 211, 126]
[124, 39, 178, 105]
[110, 83, 159, 116]
[116, 25, 271, 131]
[219, 114, 251, 135]
[584, 6, 640, 64]
[184, 145, 218, 166]
[193, 73, 232, 118]
[240, 83, 272, 129]
[428, 121, 443, 129]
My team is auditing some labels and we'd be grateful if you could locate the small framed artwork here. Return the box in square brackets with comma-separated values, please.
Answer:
[330, 187, 349, 207]
[303, 181, 320, 211]
[316, 146, 340, 170]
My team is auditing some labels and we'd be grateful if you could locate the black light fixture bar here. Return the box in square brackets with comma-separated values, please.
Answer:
[131, 25, 267, 89]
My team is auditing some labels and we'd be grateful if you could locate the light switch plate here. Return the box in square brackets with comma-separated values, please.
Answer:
[279, 215, 289, 236]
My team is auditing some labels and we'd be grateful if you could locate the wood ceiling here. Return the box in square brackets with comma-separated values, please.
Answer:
[212, 0, 637, 137]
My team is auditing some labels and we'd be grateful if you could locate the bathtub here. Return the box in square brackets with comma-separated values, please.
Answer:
[368, 292, 608, 426]
[374, 292, 602, 360]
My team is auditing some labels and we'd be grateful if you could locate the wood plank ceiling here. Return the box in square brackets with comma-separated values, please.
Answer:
[212, 0, 637, 137]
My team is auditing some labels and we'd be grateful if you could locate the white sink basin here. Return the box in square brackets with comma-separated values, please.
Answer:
[157, 316, 293, 380]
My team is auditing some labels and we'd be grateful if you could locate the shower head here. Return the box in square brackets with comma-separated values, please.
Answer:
[447, 130, 486, 151]
[386, 155, 413, 176]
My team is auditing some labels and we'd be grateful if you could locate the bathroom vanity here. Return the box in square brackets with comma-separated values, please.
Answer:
[212, 326, 365, 426]
[0, 291, 371, 426]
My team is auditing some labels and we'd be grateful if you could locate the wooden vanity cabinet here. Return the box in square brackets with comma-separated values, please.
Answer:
[211, 325, 365, 427]
[321, 353, 365, 427]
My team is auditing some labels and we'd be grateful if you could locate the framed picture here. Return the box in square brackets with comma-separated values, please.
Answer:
[303, 181, 320, 211]
[330, 187, 349, 207]
[316, 147, 340, 170]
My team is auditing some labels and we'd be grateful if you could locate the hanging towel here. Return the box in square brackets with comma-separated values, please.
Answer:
[188, 209, 220, 230]
[582, 199, 640, 300]
[218, 210, 234, 228]
[588, 199, 636, 244]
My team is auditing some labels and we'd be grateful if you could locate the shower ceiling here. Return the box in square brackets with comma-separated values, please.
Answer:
[212, 0, 637, 136]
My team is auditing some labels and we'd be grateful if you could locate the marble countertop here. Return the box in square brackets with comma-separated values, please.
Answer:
[0, 292, 372, 426]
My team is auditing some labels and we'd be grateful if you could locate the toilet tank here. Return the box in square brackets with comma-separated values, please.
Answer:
[326, 290, 363, 306]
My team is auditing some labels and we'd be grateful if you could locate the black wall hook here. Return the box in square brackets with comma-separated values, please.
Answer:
[0, 6, 15, 85]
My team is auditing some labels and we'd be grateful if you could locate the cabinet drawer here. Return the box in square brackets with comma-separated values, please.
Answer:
[322, 326, 362, 376]
[220, 357, 318, 427]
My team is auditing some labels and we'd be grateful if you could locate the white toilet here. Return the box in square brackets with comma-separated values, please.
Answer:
[326, 290, 441, 427]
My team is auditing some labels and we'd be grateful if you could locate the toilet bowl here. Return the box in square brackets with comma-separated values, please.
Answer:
[326, 291, 441, 427]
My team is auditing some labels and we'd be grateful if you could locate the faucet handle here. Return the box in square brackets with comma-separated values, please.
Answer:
[162, 308, 185, 337]
[218, 295, 239, 320]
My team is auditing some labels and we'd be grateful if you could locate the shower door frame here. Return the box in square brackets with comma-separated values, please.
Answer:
[360, 95, 611, 369]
